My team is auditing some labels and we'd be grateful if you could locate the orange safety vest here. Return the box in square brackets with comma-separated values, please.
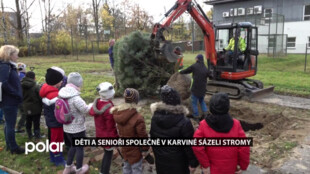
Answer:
[178, 58, 183, 67]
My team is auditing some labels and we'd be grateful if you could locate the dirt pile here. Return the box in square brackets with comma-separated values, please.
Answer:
[227, 101, 310, 169]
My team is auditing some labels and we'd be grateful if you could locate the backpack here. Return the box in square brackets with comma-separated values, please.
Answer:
[54, 98, 74, 124]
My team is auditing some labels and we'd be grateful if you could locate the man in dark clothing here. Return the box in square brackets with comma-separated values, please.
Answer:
[108, 39, 115, 69]
[180, 54, 210, 121]
[150, 85, 199, 174]
[21, 71, 43, 139]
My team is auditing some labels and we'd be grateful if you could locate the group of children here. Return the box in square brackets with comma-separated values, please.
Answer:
[20, 66, 148, 174]
[15, 61, 250, 174]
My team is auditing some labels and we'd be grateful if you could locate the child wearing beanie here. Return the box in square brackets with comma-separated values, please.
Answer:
[150, 85, 199, 174]
[21, 71, 43, 139]
[89, 82, 118, 174]
[192, 93, 250, 174]
[59, 72, 91, 174]
[39, 66, 66, 166]
[110, 88, 149, 174]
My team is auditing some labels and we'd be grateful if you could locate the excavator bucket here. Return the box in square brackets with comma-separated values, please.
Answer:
[246, 86, 275, 100]
[161, 42, 179, 63]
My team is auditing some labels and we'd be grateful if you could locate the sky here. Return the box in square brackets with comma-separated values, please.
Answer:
[2, 0, 212, 33]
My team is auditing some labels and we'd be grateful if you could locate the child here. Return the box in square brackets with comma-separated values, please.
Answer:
[15, 62, 27, 133]
[17, 62, 26, 81]
[110, 88, 149, 174]
[89, 82, 118, 174]
[40, 66, 65, 166]
[150, 85, 199, 174]
[60, 72, 90, 174]
[192, 93, 250, 174]
[21, 71, 42, 139]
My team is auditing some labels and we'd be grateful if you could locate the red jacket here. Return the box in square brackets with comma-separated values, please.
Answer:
[89, 98, 118, 148]
[192, 119, 250, 174]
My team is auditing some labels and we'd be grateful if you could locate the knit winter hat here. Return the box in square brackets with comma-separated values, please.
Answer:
[124, 88, 139, 104]
[97, 82, 115, 100]
[51, 66, 65, 76]
[209, 92, 230, 115]
[17, 62, 26, 72]
[160, 85, 181, 106]
[25, 71, 35, 79]
[45, 66, 64, 86]
[196, 54, 204, 61]
[68, 72, 83, 87]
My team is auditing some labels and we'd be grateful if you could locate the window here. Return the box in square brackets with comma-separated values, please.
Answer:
[287, 37, 296, 48]
[216, 29, 229, 50]
[308, 37, 310, 47]
[268, 37, 275, 48]
[264, 8, 273, 18]
[304, 5, 310, 21]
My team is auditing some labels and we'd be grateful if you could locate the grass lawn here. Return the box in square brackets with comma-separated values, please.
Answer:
[0, 53, 309, 173]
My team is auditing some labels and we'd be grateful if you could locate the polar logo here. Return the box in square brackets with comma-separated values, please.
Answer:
[25, 140, 64, 154]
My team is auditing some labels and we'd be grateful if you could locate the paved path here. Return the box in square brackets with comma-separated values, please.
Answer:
[251, 94, 310, 110]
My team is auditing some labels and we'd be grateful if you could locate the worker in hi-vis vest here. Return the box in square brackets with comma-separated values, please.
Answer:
[224, 35, 246, 65]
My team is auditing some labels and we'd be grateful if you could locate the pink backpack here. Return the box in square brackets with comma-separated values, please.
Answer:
[54, 98, 74, 124]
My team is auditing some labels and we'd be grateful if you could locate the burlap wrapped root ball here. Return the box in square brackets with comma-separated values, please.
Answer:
[167, 72, 192, 100]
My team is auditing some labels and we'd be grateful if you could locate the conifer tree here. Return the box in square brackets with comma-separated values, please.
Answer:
[114, 31, 174, 97]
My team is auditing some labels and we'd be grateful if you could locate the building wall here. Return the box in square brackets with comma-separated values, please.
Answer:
[284, 21, 310, 53]
[212, 0, 310, 23]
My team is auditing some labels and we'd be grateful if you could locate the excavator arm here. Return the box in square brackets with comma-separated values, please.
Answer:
[151, 0, 217, 66]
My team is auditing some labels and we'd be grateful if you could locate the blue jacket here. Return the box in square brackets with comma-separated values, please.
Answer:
[108, 46, 114, 68]
[19, 72, 25, 81]
[0, 61, 23, 107]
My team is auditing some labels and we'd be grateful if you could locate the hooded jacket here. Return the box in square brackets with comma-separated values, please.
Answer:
[89, 98, 118, 148]
[40, 83, 62, 128]
[58, 85, 90, 134]
[180, 60, 210, 98]
[192, 118, 250, 174]
[21, 77, 42, 115]
[110, 103, 149, 164]
[150, 102, 199, 174]
[0, 61, 23, 107]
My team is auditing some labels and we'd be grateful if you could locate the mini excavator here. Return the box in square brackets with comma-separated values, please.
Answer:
[151, 0, 274, 99]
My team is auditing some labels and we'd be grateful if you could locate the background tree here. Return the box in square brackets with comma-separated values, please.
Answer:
[0, 0, 7, 44]
[127, 3, 153, 32]
[92, 0, 101, 47]
[100, 2, 113, 39]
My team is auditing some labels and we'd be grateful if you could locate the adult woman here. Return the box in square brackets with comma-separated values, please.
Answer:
[0, 45, 24, 154]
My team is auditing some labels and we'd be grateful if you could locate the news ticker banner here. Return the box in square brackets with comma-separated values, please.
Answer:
[73, 138, 253, 147]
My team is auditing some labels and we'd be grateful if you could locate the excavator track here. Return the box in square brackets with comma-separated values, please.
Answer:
[206, 80, 246, 99]
[244, 79, 263, 89]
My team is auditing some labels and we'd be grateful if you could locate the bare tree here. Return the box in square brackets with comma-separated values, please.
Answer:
[92, 0, 101, 47]
[0, 0, 7, 44]
[20, 0, 35, 55]
[15, 0, 23, 46]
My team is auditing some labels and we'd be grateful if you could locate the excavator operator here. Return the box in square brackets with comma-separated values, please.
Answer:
[224, 32, 246, 65]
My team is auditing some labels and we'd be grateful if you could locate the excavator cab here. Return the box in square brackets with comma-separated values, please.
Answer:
[213, 22, 259, 79]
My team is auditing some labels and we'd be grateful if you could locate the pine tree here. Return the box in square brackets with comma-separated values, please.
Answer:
[114, 31, 174, 97]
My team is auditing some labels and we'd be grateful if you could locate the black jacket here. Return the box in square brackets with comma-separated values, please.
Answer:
[180, 60, 209, 98]
[0, 61, 23, 107]
[150, 102, 199, 174]
[21, 77, 42, 116]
